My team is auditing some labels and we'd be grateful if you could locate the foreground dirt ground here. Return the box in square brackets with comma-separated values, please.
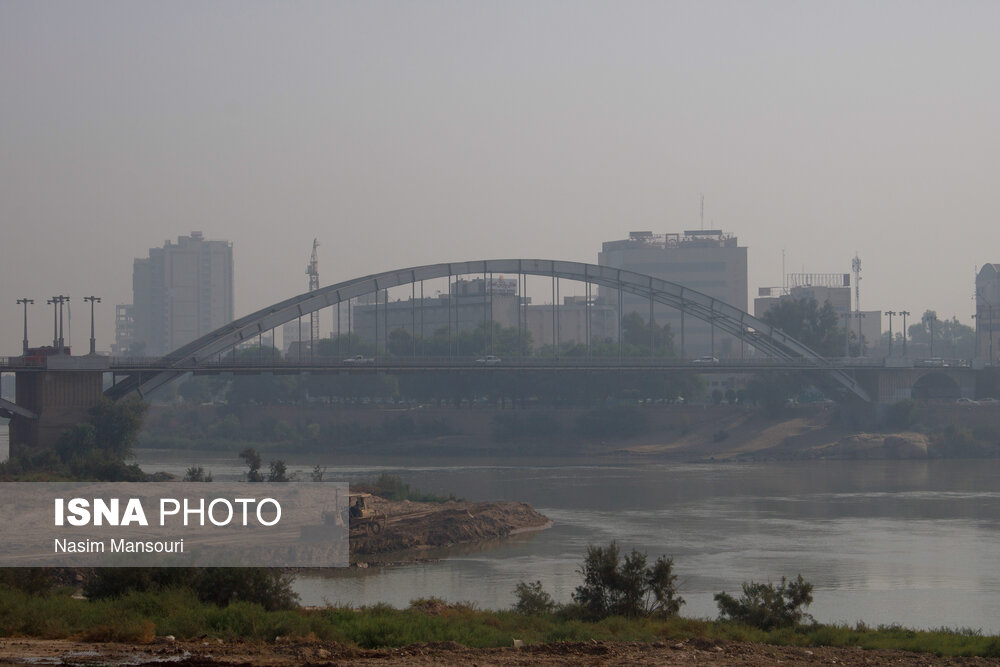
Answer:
[1, 638, 998, 666]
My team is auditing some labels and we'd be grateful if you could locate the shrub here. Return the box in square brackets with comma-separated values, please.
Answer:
[714, 575, 814, 630]
[572, 541, 683, 619]
[85, 568, 299, 611]
[512, 580, 557, 615]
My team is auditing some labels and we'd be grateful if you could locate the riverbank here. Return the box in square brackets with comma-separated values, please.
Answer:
[139, 401, 1000, 462]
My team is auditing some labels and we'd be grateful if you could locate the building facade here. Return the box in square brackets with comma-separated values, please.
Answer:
[350, 278, 521, 349]
[131, 232, 234, 356]
[976, 264, 1000, 365]
[598, 230, 748, 357]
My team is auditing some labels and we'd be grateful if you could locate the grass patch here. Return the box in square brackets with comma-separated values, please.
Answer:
[1, 586, 998, 657]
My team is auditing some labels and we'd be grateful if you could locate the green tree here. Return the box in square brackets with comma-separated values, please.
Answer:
[512, 580, 557, 615]
[714, 575, 814, 630]
[760, 297, 842, 356]
[51, 397, 148, 480]
[240, 447, 264, 482]
[572, 541, 684, 619]
[907, 310, 974, 358]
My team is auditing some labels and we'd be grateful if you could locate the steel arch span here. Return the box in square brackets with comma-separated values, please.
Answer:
[105, 259, 871, 402]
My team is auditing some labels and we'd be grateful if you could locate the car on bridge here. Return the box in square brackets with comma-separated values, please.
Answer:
[343, 354, 374, 364]
[691, 356, 719, 364]
[475, 355, 502, 365]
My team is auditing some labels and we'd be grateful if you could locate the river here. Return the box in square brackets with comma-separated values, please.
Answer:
[129, 447, 1000, 634]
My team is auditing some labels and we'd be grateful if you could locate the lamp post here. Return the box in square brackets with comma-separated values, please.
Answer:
[884, 310, 896, 358]
[899, 311, 910, 358]
[47, 297, 58, 347]
[84, 296, 101, 356]
[17, 298, 34, 354]
[56, 295, 69, 353]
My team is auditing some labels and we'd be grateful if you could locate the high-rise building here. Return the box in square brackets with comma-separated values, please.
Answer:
[976, 264, 1000, 366]
[131, 232, 234, 356]
[598, 230, 748, 357]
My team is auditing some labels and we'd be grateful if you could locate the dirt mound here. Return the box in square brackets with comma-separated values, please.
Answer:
[350, 497, 549, 558]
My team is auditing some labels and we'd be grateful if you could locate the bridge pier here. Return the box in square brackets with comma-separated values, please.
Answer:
[9, 369, 105, 460]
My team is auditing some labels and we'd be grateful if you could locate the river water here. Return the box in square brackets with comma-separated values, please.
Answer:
[129, 448, 1000, 634]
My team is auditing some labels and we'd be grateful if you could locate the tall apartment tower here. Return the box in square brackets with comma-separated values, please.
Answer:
[976, 264, 1000, 366]
[132, 232, 234, 356]
[598, 230, 748, 357]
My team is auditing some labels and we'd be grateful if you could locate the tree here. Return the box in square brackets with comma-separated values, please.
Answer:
[240, 447, 264, 482]
[714, 574, 814, 630]
[760, 297, 843, 357]
[267, 459, 292, 482]
[572, 541, 684, 619]
[907, 310, 974, 359]
[51, 397, 148, 480]
[512, 580, 557, 615]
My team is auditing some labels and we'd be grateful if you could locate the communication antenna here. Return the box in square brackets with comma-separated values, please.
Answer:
[852, 253, 862, 354]
[306, 239, 320, 344]
[700, 194, 705, 230]
[851, 253, 861, 312]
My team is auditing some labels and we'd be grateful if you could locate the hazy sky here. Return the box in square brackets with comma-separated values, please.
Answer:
[2, 1, 998, 354]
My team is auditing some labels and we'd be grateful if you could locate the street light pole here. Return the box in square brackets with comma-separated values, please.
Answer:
[885, 311, 896, 358]
[17, 298, 34, 354]
[48, 297, 58, 348]
[900, 311, 910, 358]
[84, 296, 101, 355]
[53, 295, 69, 353]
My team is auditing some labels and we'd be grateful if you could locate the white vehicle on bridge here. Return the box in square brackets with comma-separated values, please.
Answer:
[343, 354, 374, 364]
[691, 356, 719, 364]
[476, 355, 502, 365]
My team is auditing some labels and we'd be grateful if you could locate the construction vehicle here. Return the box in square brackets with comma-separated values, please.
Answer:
[332, 492, 386, 536]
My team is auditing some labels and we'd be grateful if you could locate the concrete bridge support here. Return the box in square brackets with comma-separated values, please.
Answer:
[857, 368, 977, 406]
[9, 371, 104, 459]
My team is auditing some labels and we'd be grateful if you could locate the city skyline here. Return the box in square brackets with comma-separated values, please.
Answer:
[3, 2, 998, 355]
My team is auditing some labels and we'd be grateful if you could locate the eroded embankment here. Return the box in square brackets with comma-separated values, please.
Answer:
[349, 496, 549, 561]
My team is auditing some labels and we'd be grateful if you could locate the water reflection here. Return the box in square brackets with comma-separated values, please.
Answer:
[132, 451, 1000, 633]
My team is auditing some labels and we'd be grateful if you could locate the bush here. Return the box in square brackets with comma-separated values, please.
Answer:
[714, 575, 814, 630]
[85, 568, 299, 611]
[572, 541, 683, 619]
[512, 580, 557, 615]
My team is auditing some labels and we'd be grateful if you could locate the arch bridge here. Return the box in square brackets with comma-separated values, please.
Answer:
[104, 259, 871, 403]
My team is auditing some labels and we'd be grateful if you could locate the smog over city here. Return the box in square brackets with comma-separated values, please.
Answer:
[2, 2, 1000, 664]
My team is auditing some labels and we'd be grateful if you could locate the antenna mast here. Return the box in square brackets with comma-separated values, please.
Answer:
[852, 253, 862, 354]
[700, 194, 705, 230]
[306, 239, 320, 344]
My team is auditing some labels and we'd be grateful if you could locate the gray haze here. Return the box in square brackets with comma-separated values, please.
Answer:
[2, 1, 998, 355]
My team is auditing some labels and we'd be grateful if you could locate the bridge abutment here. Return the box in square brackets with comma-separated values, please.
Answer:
[10, 370, 104, 459]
